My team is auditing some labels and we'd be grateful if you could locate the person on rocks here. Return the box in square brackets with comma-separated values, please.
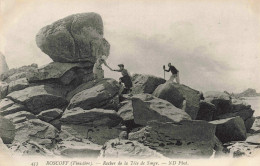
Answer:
[93, 55, 112, 82]
[163, 63, 180, 84]
[112, 64, 133, 94]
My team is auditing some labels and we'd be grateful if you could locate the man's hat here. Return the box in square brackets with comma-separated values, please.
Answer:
[118, 64, 124, 67]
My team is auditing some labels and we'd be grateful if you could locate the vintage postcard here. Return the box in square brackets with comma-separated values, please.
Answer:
[0, 0, 260, 166]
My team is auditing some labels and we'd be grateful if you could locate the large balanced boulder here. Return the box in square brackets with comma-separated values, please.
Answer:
[61, 107, 123, 145]
[131, 74, 165, 94]
[132, 94, 191, 126]
[129, 120, 216, 158]
[153, 81, 200, 119]
[210, 116, 247, 143]
[67, 79, 119, 110]
[36, 12, 110, 63]
[100, 138, 165, 159]
[204, 91, 232, 119]
[7, 85, 68, 114]
[27, 62, 93, 86]
[0, 116, 15, 144]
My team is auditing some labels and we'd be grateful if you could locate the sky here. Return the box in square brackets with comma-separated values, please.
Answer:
[0, 0, 260, 93]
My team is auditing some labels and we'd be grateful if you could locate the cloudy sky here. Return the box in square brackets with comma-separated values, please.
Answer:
[0, 0, 259, 93]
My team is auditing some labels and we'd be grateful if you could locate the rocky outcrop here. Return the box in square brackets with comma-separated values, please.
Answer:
[129, 120, 216, 158]
[100, 138, 165, 159]
[27, 62, 93, 86]
[67, 79, 119, 110]
[0, 64, 38, 99]
[61, 107, 123, 145]
[0, 116, 15, 144]
[196, 101, 216, 121]
[0, 101, 26, 116]
[132, 94, 191, 126]
[7, 85, 68, 115]
[153, 81, 200, 119]
[0, 64, 38, 83]
[210, 117, 247, 143]
[0, 52, 9, 75]
[36, 13, 110, 63]
[131, 74, 165, 94]
[7, 78, 29, 94]
[235, 88, 260, 97]
[13, 119, 58, 149]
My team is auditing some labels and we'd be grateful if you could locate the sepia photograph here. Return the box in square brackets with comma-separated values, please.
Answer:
[0, 0, 260, 166]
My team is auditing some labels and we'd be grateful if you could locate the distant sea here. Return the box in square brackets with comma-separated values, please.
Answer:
[242, 96, 260, 117]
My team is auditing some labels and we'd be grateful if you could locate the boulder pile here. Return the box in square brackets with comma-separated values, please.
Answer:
[0, 12, 259, 159]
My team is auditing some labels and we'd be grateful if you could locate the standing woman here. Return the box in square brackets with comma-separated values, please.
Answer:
[93, 55, 113, 82]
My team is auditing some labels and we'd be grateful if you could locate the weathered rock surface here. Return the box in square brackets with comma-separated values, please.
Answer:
[210, 117, 247, 143]
[36, 12, 110, 63]
[7, 78, 29, 94]
[129, 120, 216, 158]
[131, 74, 165, 94]
[66, 80, 96, 100]
[13, 119, 58, 149]
[4, 111, 37, 124]
[0, 82, 8, 99]
[0, 64, 37, 83]
[37, 108, 63, 122]
[153, 82, 200, 119]
[249, 116, 260, 134]
[56, 140, 101, 158]
[61, 107, 122, 126]
[132, 94, 191, 126]
[0, 52, 9, 75]
[27, 62, 93, 86]
[0, 102, 26, 116]
[7, 85, 68, 114]
[100, 138, 165, 159]
[204, 91, 232, 119]
[117, 100, 134, 122]
[67, 79, 119, 110]
[61, 107, 123, 145]
[0, 116, 15, 144]
[196, 101, 216, 121]
[244, 117, 255, 132]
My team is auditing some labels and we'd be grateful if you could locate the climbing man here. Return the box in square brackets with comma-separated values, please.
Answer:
[163, 62, 180, 84]
[112, 64, 133, 94]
